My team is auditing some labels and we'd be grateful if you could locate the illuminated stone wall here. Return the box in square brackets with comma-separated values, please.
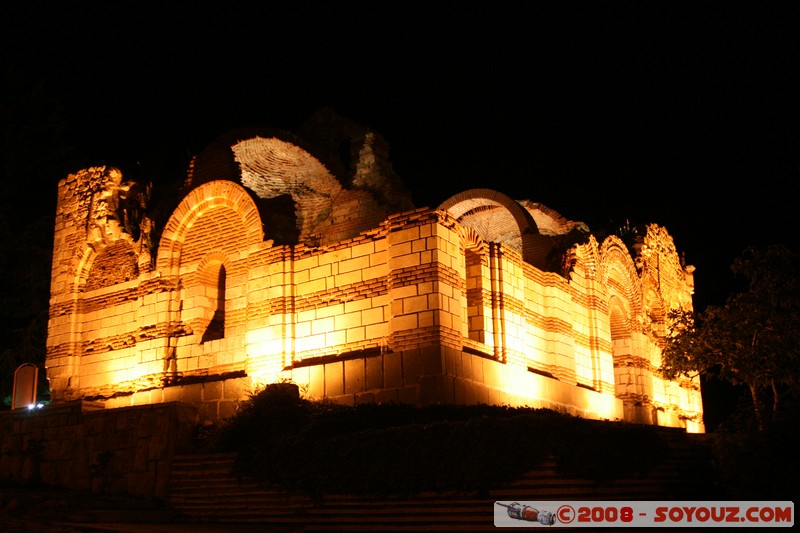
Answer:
[45, 119, 703, 433]
[0, 401, 195, 497]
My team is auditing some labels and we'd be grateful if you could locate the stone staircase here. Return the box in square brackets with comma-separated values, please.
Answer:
[167, 430, 724, 531]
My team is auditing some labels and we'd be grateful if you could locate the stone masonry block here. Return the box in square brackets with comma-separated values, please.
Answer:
[310, 263, 332, 279]
[397, 385, 419, 405]
[417, 375, 442, 405]
[418, 310, 435, 328]
[333, 394, 355, 406]
[454, 378, 478, 405]
[403, 295, 429, 314]
[340, 255, 370, 273]
[388, 227, 419, 246]
[351, 241, 375, 258]
[309, 364, 325, 399]
[317, 304, 344, 320]
[325, 362, 344, 397]
[163, 385, 182, 403]
[344, 298, 372, 313]
[344, 358, 366, 395]
[326, 329, 346, 347]
[384, 352, 402, 389]
[335, 270, 362, 286]
[334, 310, 361, 331]
[311, 316, 334, 335]
[390, 285, 418, 299]
[402, 350, 421, 385]
[203, 381, 223, 401]
[365, 355, 383, 390]
[375, 388, 399, 404]
[355, 392, 376, 405]
[444, 347, 459, 377]
[389, 253, 421, 270]
[391, 314, 418, 332]
[181, 383, 203, 404]
[460, 352, 474, 381]
[419, 346, 443, 375]
[481, 357, 501, 388]
[362, 307, 384, 325]
[346, 326, 366, 343]
[363, 264, 388, 279]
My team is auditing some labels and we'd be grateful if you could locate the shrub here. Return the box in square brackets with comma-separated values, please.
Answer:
[202, 387, 670, 496]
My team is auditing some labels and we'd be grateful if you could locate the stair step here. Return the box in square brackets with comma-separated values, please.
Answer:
[168, 435, 722, 527]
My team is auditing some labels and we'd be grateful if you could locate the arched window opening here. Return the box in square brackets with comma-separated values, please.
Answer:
[610, 298, 648, 423]
[201, 263, 226, 343]
[610, 301, 635, 397]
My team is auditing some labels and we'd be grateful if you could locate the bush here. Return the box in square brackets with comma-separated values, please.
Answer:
[201, 387, 670, 496]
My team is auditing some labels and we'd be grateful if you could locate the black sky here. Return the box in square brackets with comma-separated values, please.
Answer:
[3, 1, 799, 314]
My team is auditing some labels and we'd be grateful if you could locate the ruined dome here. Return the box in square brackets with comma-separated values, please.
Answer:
[233, 136, 342, 200]
[518, 200, 590, 236]
[183, 110, 414, 246]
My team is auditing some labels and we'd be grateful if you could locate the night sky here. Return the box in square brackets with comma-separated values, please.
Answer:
[3, 3, 799, 425]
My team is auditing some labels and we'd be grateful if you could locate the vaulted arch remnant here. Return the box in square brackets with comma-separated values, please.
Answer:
[609, 295, 647, 421]
[438, 189, 551, 268]
[157, 180, 264, 274]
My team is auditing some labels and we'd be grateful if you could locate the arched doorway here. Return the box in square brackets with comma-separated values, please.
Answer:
[609, 297, 648, 423]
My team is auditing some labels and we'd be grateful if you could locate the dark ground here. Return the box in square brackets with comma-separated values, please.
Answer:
[0, 483, 283, 532]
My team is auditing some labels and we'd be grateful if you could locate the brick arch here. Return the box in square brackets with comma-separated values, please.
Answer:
[232, 136, 345, 244]
[597, 235, 643, 322]
[74, 238, 142, 294]
[608, 295, 632, 340]
[189, 126, 328, 188]
[156, 181, 264, 273]
[439, 188, 539, 235]
[609, 295, 637, 400]
[196, 255, 228, 343]
[83, 241, 140, 292]
[574, 234, 601, 279]
[643, 281, 666, 321]
[196, 252, 229, 276]
[438, 189, 550, 267]
[458, 225, 488, 255]
[233, 136, 341, 199]
[73, 247, 96, 293]
[458, 225, 490, 344]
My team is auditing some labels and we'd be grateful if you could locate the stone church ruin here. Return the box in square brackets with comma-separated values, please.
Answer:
[45, 109, 704, 432]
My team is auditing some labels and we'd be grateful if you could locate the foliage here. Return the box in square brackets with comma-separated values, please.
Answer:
[200, 385, 670, 497]
[660, 245, 800, 501]
[544, 228, 591, 277]
[711, 391, 800, 501]
[660, 245, 800, 431]
[614, 219, 645, 255]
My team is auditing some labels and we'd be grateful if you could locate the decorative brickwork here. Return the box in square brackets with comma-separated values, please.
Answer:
[45, 115, 703, 432]
[83, 241, 139, 291]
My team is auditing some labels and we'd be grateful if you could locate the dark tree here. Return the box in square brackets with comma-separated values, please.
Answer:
[660, 245, 800, 431]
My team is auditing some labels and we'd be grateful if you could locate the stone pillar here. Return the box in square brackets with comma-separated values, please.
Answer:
[386, 212, 464, 354]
